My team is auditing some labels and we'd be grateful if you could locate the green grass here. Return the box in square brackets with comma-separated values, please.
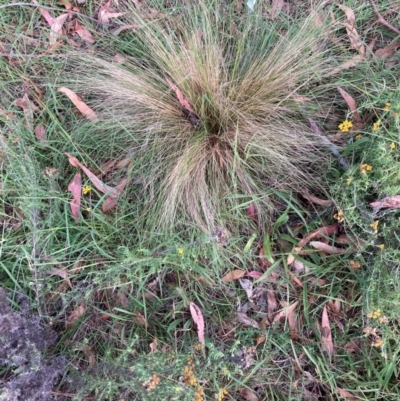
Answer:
[1, 0, 400, 400]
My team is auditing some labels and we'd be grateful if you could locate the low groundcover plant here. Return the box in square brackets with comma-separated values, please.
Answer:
[63, 0, 339, 232]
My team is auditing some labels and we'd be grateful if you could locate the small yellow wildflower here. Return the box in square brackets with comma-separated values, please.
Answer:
[390, 142, 396, 149]
[85, 207, 92, 212]
[142, 374, 160, 392]
[378, 244, 385, 250]
[334, 209, 345, 223]
[216, 388, 229, 401]
[383, 102, 391, 111]
[371, 337, 383, 347]
[360, 164, 372, 174]
[349, 260, 361, 269]
[369, 220, 379, 233]
[177, 248, 184, 255]
[83, 186, 91, 195]
[338, 120, 353, 132]
[346, 177, 352, 185]
[355, 134, 363, 140]
[372, 119, 381, 132]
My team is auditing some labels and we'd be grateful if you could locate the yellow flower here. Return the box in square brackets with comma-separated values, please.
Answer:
[390, 142, 396, 149]
[349, 260, 361, 269]
[372, 119, 381, 132]
[338, 120, 353, 132]
[360, 164, 372, 174]
[369, 220, 379, 233]
[177, 248, 184, 255]
[83, 185, 91, 195]
[355, 134, 362, 140]
[346, 178, 352, 185]
[378, 244, 385, 250]
[217, 388, 229, 401]
[371, 337, 383, 347]
[334, 209, 345, 222]
[383, 102, 391, 111]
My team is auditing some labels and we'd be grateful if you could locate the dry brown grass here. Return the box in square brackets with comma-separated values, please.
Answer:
[65, 1, 337, 231]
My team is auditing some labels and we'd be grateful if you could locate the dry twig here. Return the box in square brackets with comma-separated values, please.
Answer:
[370, 0, 400, 35]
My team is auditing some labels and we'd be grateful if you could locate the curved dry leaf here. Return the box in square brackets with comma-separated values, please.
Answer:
[65, 304, 85, 328]
[189, 301, 205, 345]
[166, 78, 195, 113]
[239, 388, 259, 401]
[370, 195, 400, 211]
[74, 20, 95, 44]
[98, 0, 125, 24]
[337, 87, 362, 124]
[34, 125, 47, 142]
[321, 305, 334, 356]
[222, 269, 246, 283]
[102, 177, 128, 212]
[375, 40, 400, 59]
[273, 301, 299, 324]
[236, 312, 260, 329]
[50, 14, 69, 45]
[302, 189, 333, 206]
[33, 0, 55, 25]
[310, 241, 353, 254]
[67, 172, 82, 222]
[58, 87, 98, 121]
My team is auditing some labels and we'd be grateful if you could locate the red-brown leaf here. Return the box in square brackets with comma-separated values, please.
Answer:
[273, 301, 299, 324]
[74, 20, 95, 44]
[34, 125, 47, 142]
[33, 0, 55, 25]
[321, 305, 334, 356]
[50, 14, 69, 45]
[102, 177, 128, 212]
[302, 189, 333, 206]
[370, 195, 400, 211]
[65, 304, 85, 328]
[310, 241, 353, 254]
[239, 388, 259, 401]
[165, 78, 195, 113]
[58, 87, 98, 122]
[98, 0, 125, 24]
[67, 172, 82, 222]
[189, 301, 205, 346]
[337, 87, 362, 124]
[222, 269, 246, 283]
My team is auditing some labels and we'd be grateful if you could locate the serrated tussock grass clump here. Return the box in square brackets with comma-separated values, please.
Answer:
[66, 1, 337, 232]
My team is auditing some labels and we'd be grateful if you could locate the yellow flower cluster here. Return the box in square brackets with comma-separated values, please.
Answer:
[369, 220, 379, 234]
[177, 248, 184, 255]
[378, 243, 385, 250]
[360, 164, 372, 174]
[372, 119, 381, 132]
[334, 209, 345, 223]
[182, 358, 204, 401]
[390, 142, 396, 149]
[355, 134, 362, 140]
[367, 309, 382, 319]
[216, 388, 229, 401]
[349, 260, 361, 269]
[83, 185, 91, 195]
[363, 326, 384, 348]
[141, 374, 160, 392]
[338, 120, 353, 132]
[383, 102, 391, 111]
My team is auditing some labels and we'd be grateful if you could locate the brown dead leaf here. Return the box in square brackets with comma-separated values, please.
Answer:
[67, 172, 82, 222]
[33, 0, 55, 25]
[98, 1, 125, 24]
[132, 312, 148, 328]
[327, 54, 365, 76]
[267, 290, 278, 322]
[288, 271, 303, 288]
[149, 338, 158, 353]
[344, 339, 361, 353]
[321, 305, 334, 356]
[310, 241, 353, 254]
[336, 387, 360, 400]
[222, 269, 246, 283]
[83, 345, 95, 368]
[65, 304, 85, 328]
[166, 78, 195, 113]
[189, 301, 205, 347]
[50, 14, 69, 45]
[375, 40, 400, 59]
[111, 25, 138, 36]
[34, 125, 47, 142]
[48, 266, 72, 289]
[15, 94, 39, 132]
[236, 312, 260, 329]
[247, 203, 257, 224]
[239, 388, 259, 401]
[302, 189, 333, 206]
[370, 195, 400, 211]
[102, 177, 128, 212]
[58, 87, 98, 121]
[65, 153, 117, 196]
[74, 21, 95, 44]
[273, 301, 299, 324]
[270, 0, 284, 20]
[338, 4, 365, 55]
[337, 87, 362, 125]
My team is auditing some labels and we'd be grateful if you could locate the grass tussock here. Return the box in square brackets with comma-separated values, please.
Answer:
[64, 0, 337, 232]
